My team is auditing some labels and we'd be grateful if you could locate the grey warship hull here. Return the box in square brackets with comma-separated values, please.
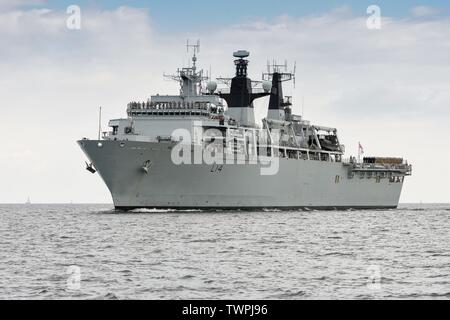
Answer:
[79, 140, 404, 210]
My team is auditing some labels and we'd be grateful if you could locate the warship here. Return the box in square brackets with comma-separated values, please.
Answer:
[78, 42, 412, 210]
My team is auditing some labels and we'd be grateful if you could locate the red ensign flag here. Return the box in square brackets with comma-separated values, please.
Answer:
[358, 142, 364, 155]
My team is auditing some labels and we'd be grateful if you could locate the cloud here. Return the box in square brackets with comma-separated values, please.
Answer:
[0, 5, 449, 203]
[0, 0, 47, 9]
[195, 9, 450, 122]
[411, 6, 442, 17]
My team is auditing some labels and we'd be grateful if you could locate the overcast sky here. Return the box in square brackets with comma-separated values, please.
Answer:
[1, 0, 449, 203]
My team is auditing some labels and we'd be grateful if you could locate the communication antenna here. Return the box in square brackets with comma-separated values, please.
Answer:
[186, 39, 200, 69]
[186, 39, 200, 54]
[262, 59, 295, 83]
[98, 106, 102, 140]
[302, 97, 305, 118]
[293, 61, 297, 88]
[271, 59, 287, 73]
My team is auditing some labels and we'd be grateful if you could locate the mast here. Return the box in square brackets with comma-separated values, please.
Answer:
[219, 50, 269, 127]
[98, 106, 102, 140]
[263, 61, 295, 121]
[164, 40, 207, 98]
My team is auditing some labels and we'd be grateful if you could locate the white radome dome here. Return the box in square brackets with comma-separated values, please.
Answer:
[262, 81, 272, 93]
[207, 81, 217, 93]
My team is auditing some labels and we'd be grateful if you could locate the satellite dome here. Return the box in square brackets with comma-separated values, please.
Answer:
[233, 50, 250, 59]
[262, 81, 272, 93]
[207, 81, 217, 93]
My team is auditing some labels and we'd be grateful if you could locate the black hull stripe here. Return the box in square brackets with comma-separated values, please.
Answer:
[115, 205, 398, 212]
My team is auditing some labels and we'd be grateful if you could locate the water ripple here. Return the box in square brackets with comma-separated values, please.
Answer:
[0, 203, 449, 299]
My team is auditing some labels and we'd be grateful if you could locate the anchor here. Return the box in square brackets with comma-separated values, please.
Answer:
[85, 162, 96, 174]
[141, 160, 152, 174]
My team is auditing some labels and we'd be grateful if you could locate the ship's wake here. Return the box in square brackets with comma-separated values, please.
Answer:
[128, 208, 204, 214]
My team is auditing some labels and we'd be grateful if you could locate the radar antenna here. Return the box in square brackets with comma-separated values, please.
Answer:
[217, 50, 263, 88]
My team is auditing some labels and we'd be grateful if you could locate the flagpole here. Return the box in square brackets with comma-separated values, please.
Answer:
[98, 106, 102, 140]
[358, 142, 364, 163]
[357, 149, 360, 163]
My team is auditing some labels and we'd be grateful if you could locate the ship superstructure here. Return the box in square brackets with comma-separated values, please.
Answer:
[78, 43, 412, 210]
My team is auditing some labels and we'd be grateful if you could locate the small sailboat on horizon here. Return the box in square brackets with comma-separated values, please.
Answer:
[25, 197, 31, 205]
